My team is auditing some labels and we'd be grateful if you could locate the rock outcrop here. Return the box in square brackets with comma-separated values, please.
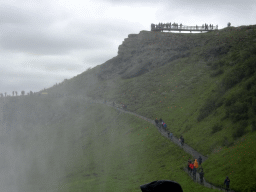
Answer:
[97, 30, 214, 80]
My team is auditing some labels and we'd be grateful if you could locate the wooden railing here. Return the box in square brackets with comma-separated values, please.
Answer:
[151, 23, 218, 31]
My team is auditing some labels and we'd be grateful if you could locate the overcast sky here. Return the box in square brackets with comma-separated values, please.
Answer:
[0, 0, 255, 95]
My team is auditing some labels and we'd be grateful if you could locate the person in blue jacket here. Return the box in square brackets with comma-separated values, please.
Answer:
[224, 176, 230, 191]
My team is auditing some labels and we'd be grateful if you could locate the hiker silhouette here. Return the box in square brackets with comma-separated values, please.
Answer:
[224, 176, 230, 191]
[189, 162, 194, 176]
[179, 136, 184, 146]
[187, 159, 191, 173]
[155, 118, 159, 126]
[199, 169, 204, 184]
[198, 156, 202, 165]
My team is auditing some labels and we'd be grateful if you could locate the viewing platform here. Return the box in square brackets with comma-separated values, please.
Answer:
[151, 23, 218, 33]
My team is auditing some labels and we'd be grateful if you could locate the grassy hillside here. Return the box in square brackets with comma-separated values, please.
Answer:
[48, 25, 256, 191]
[1, 25, 256, 191]
[2, 96, 221, 192]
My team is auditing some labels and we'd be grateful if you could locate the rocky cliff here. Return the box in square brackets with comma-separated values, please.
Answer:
[97, 30, 221, 80]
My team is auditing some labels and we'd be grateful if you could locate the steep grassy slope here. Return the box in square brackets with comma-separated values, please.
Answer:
[45, 25, 256, 191]
[203, 133, 256, 191]
[82, 26, 255, 152]
[1, 97, 221, 192]
[2, 25, 256, 191]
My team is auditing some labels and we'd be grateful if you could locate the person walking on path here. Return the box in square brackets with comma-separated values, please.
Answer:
[198, 156, 202, 165]
[187, 160, 191, 172]
[162, 122, 167, 130]
[192, 163, 196, 180]
[189, 162, 194, 176]
[198, 164, 203, 173]
[194, 159, 199, 171]
[199, 169, 204, 184]
[169, 132, 173, 140]
[193, 159, 199, 180]
[179, 136, 184, 146]
[155, 118, 159, 127]
[224, 176, 230, 191]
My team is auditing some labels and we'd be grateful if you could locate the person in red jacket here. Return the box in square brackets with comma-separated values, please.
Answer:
[187, 160, 191, 172]
[189, 162, 194, 176]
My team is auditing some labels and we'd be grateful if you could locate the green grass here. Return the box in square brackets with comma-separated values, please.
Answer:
[2, 96, 222, 192]
[54, 103, 220, 192]
[2, 25, 256, 191]
[203, 132, 256, 191]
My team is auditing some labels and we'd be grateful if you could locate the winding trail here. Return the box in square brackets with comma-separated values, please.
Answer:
[104, 102, 234, 192]
[54, 97, 233, 191]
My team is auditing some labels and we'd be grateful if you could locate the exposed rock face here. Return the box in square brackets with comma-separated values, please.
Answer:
[97, 30, 211, 80]
[140, 180, 183, 192]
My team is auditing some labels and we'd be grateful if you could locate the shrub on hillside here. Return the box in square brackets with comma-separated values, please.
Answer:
[225, 96, 237, 107]
[210, 69, 224, 77]
[197, 98, 216, 121]
[222, 136, 233, 147]
[252, 97, 256, 114]
[252, 121, 256, 132]
[244, 55, 256, 77]
[211, 124, 223, 134]
[184, 124, 192, 132]
[197, 92, 226, 121]
[230, 49, 240, 61]
[226, 102, 248, 123]
[232, 121, 248, 139]
[215, 97, 225, 108]
[207, 60, 225, 70]
[221, 65, 246, 90]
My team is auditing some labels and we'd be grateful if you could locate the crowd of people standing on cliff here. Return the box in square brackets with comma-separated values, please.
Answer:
[153, 22, 218, 31]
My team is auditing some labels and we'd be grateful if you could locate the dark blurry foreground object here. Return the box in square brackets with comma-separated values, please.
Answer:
[140, 180, 183, 192]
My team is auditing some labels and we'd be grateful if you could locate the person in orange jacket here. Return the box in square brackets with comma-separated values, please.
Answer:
[194, 159, 199, 170]
[193, 159, 199, 180]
